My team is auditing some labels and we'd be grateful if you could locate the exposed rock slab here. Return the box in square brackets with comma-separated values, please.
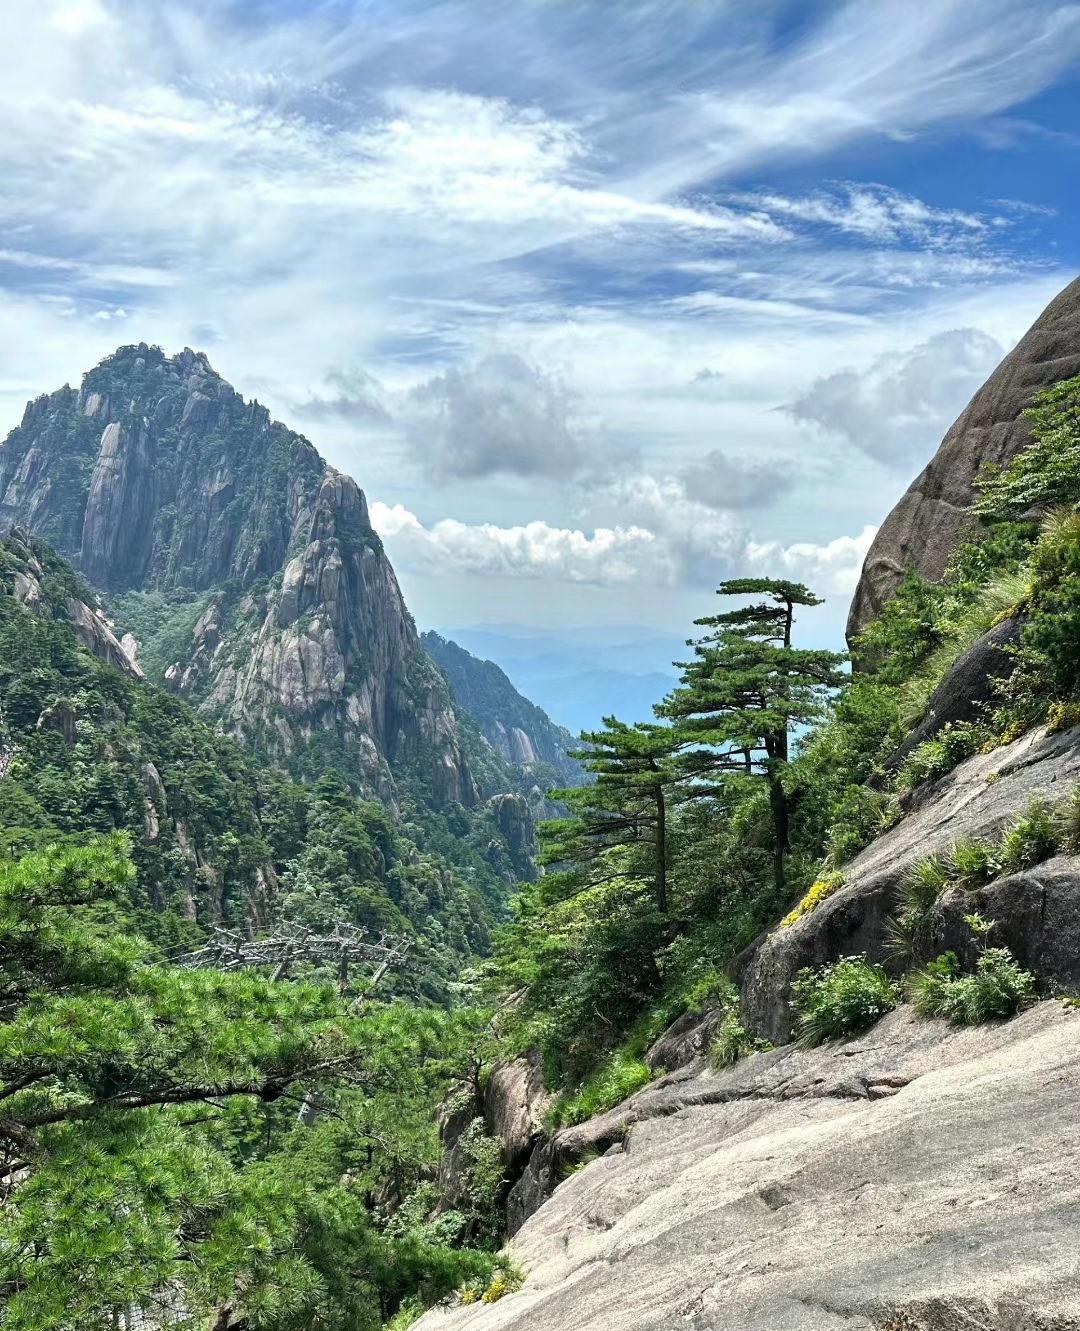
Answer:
[848, 274, 1080, 641]
[881, 617, 1021, 774]
[416, 1003, 1080, 1331]
[741, 723, 1080, 1045]
[484, 1053, 554, 1174]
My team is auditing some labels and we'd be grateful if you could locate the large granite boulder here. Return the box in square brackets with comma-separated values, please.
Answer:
[415, 1002, 1080, 1331]
[880, 616, 1020, 775]
[484, 1053, 554, 1176]
[847, 275, 1080, 642]
[739, 722, 1080, 1045]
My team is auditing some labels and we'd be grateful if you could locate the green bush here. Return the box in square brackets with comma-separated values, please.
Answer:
[1053, 783, 1080, 854]
[907, 947, 1036, 1025]
[945, 837, 998, 888]
[887, 855, 950, 959]
[998, 800, 1059, 873]
[545, 1050, 653, 1129]
[707, 1011, 770, 1070]
[790, 956, 900, 1047]
[896, 722, 987, 792]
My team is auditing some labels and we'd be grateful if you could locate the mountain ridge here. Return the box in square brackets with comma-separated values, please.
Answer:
[0, 343, 481, 814]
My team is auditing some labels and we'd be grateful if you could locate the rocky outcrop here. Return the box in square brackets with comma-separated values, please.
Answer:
[739, 722, 1080, 1045]
[847, 275, 1080, 641]
[417, 1002, 1080, 1331]
[0, 344, 474, 807]
[880, 616, 1021, 775]
[644, 1007, 724, 1073]
[66, 596, 144, 679]
[484, 1054, 554, 1176]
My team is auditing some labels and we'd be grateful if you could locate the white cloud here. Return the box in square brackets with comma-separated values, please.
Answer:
[372, 484, 876, 597]
[732, 184, 991, 246]
[747, 526, 879, 596]
[785, 328, 1005, 466]
[371, 501, 669, 585]
[402, 353, 589, 481]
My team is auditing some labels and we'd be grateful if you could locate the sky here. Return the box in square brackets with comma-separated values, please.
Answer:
[1, 0, 1079, 667]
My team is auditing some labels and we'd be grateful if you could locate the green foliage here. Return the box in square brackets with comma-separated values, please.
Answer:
[945, 837, 997, 888]
[0, 838, 497, 1330]
[887, 854, 950, 960]
[790, 956, 901, 1047]
[659, 578, 847, 892]
[998, 799, 1059, 873]
[896, 722, 988, 792]
[545, 1050, 653, 1129]
[708, 1011, 770, 1070]
[974, 374, 1080, 520]
[907, 918, 1036, 1026]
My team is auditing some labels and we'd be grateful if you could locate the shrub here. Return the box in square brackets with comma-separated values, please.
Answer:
[707, 1011, 770, 1070]
[777, 871, 846, 929]
[887, 855, 949, 959]
[998, 800, 1059, 874]
[823, 784, 892, 865]
[790, 956, 901, 1047]
[896, 723, 987, 792]
[907, 947, 1036, 1025]
[945, 837, 997, 888]
[1053, 783, 1080, 854]
[1046, 700, 1080, 734]
[545, 1050, 652, 1129]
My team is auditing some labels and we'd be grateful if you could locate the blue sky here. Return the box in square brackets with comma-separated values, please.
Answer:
[1, 0, 1078, 656]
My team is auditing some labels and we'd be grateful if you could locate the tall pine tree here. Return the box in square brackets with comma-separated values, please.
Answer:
[545, 718, 676, 914]
[659, 578, 846, 892]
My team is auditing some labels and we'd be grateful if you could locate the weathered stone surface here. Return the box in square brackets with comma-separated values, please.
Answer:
[882, 617, 1021, 774]
[917, 858, 1080, 997]
[644, 1007, 724, 1073]
[848, 275, 1080, 641]
[416, 1003, 1080, 1331]
[740, 723, 1080, 1045]
[80, 419, 157, 585]
[66, 597, 144, 680]
[484, 1054, 554, 1175]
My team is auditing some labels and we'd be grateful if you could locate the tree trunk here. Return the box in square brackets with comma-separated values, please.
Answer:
[654, 783, 668, 915]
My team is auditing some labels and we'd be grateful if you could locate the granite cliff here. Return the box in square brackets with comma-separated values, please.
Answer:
[848, 274, 1080, 641]
[0, 344, 473, 807]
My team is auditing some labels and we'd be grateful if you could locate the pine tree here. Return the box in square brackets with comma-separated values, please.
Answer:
[545, 718, 677, 914]
[659, 578, 847, 893]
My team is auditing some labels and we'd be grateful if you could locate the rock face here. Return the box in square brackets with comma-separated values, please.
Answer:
[847, 275, 1080, 641]
[484, 1054, 554, 1176]
[415, 1002, 1080, 1331]
[0, 344, 474, 805]
[880, 616, 1020, 776]
[739, 722, 1080, 1045]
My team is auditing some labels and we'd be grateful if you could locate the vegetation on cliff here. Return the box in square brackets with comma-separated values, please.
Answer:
[484, 374, 1080, 1102]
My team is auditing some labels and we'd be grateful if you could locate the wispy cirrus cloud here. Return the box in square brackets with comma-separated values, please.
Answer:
[0, 0, 1076, 642]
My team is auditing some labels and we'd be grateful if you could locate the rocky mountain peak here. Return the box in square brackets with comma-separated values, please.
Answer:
[0, 344, 475, 809]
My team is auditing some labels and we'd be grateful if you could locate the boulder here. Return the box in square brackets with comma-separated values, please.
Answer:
[484, 1053, 554, 1176]
[739, 722, 1080, 1045]
[848, 274, 1080, 641]
[414, 1002, 1080, 1331]
[881, 616, 1021, 774]
[917, 857, 1080, 996]
[644, 1007, 724, 1073]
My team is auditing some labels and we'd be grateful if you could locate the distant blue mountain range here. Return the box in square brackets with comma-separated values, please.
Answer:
[427, 624, 683, 737]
